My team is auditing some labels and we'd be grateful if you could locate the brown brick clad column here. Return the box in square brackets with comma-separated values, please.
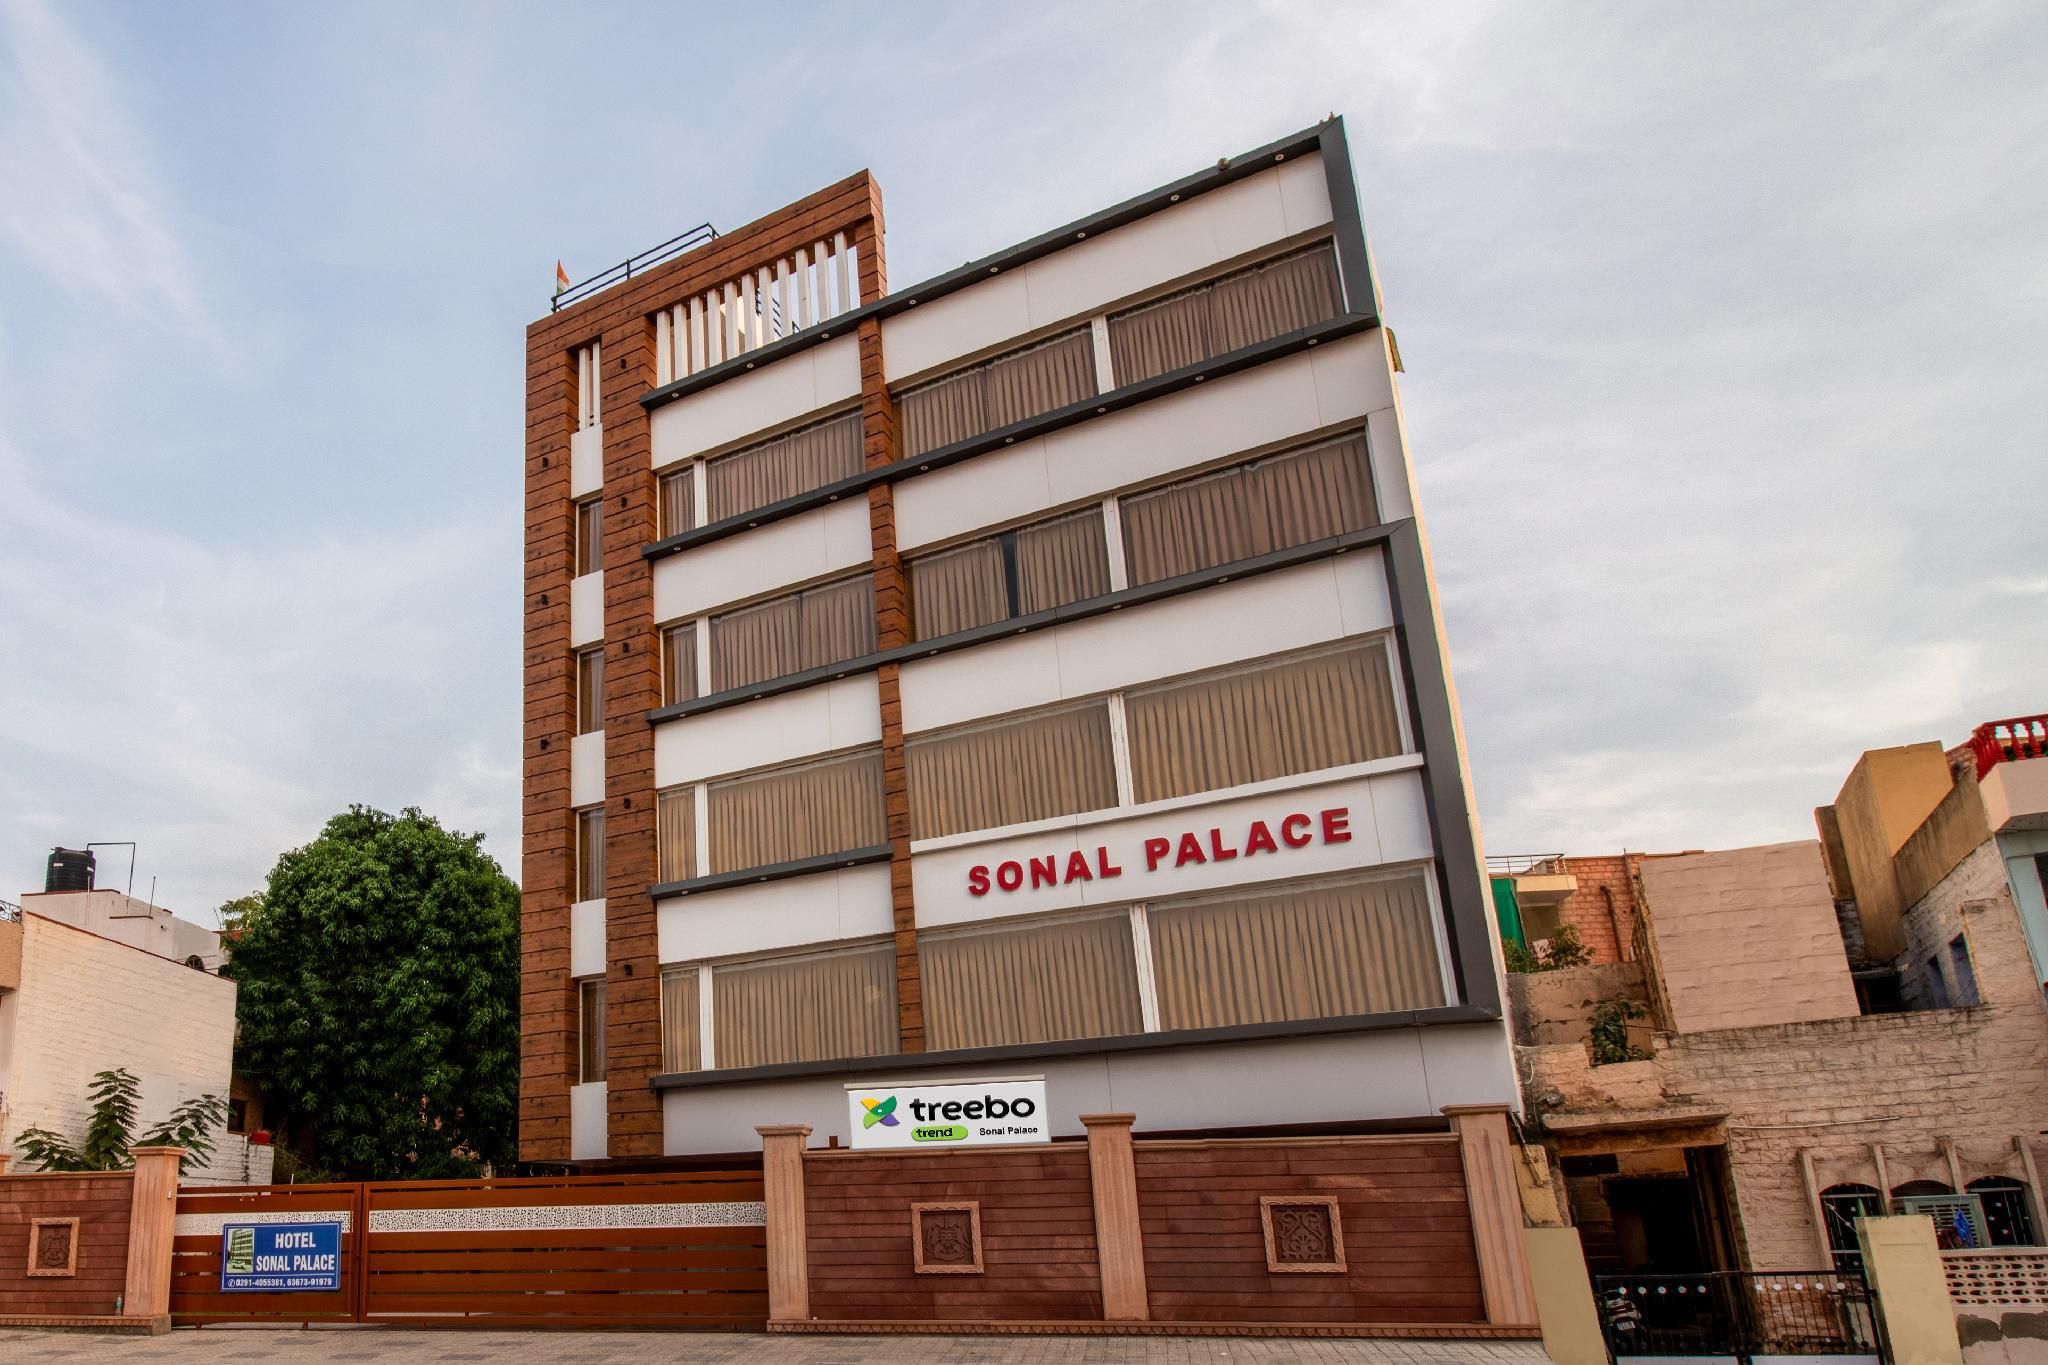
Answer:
[520, 342, 578, 1164]
[1081, 1113, 1150, 1321]
[1444, 1103, 1540, 1325]
[122, 1146, 182, 1330]
[600, 314, 664, 1158]
[758, 1125, 813, 1323]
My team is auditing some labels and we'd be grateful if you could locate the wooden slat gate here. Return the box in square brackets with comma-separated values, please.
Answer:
[171, 1169, 767, 1329]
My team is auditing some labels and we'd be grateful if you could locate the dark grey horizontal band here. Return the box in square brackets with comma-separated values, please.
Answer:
[644, 520, 1403, 725]
[648, 845, 891, 900]
[647, 1002, 1501, 1092]
[638, 121, 1354, 415]
[642, 313, 1378, 564]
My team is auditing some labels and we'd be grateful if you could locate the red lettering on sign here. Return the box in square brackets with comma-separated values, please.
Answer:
[1065, 850, 1093, 883]
[968, 866, 991, 897]
[1175, 832, 1207, 867]
[1143, 837, 1170, 872]
[1208, 827, 1238, 861]
[1245, 820, 1278, 856]
[1280, 813, 1313, 848]
[1097, 846, 1123, 878]
[1029, 855, 1057, 889]
[996, 861, 1024, 891]
[1320, 807, 1352, 844]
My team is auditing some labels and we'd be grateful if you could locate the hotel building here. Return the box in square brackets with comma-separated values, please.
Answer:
[521, 119, 1517, 1170]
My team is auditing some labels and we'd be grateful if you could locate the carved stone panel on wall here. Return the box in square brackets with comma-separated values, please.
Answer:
[911, 1201, 983, 1274]
[1259, 1195, 1346, 1273]
[27, 1218, 80, 1277]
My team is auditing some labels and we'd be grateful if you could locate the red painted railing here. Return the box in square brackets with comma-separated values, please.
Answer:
[1972, 715, 2048, 778]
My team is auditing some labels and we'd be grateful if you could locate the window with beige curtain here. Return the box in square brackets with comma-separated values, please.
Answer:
[658, 468, 695, 539]
[706, 410, 864, 522]
[921, 911, 1143, 1050]
[907, 700, 1118, 840]
[712, 942, 898, 1069]
[895, 329, 1097, 458]
[578, 978, 607, 1082]
[575, 498, 603, 576]
[1148, 872, 1445, 1030]
[708, 573, 876, 693]
[707, 748, 886, 874]
[661, 623, 698, 707]
[575, 646, 604, 735]
[656, 788, 696, 884]
[1124, 638, 1405, 803]
[660, 966, 700, 1074]
[906, 506, 1110, 641]
[1119, 433, 1376, 586]
[1107, 242, 1343, 386]
[575, 807, 605, 902]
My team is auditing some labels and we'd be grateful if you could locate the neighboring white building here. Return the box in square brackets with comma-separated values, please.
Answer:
[0, 896, 270, 1186]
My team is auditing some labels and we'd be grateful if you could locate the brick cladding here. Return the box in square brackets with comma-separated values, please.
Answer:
[1553, 854, 1643, 965]
[521, 174, 887, 1162]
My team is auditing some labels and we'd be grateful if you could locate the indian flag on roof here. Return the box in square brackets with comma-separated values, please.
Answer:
[554, 260, 571, 296]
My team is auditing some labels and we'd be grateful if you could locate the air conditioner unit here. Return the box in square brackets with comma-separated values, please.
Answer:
[1895, 1193, 1988, 1248]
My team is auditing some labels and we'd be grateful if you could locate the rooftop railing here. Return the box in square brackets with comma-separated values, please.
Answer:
[1972, 716, 2048, 778]
[1487, 853, 1568, 876]
[551, 223, 720, 313]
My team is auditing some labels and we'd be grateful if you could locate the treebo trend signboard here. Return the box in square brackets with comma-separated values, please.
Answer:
[220, 1221, 342, 1292]
[846, 1077, 1049, 1150]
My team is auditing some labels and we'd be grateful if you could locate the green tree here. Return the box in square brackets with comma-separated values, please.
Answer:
[15, 1068, 226, 1175]
[225, 805, 519, 1180]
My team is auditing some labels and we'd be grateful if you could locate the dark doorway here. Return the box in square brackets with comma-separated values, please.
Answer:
[1608, 1175, 1710, 1273]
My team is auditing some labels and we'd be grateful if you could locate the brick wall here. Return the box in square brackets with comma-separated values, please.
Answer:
[1554, 855, 1643, 965]
[2, 915, 236, 1161]
[0, 1172, 131, 1317]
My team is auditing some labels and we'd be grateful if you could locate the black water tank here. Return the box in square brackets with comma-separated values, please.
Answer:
[45, 847, 94, 893]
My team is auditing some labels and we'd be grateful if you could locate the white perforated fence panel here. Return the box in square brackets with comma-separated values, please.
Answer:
[1945, 1250, 2048, 1308]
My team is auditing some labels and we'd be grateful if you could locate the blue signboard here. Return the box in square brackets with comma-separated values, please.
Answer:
[220, 1221, 342, 1292]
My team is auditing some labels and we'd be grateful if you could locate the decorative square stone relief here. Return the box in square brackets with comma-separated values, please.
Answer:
[1260, 1195, 1345, 1273]
[27, 1218, 80, 1277]
[911, 1201, 983, 1274]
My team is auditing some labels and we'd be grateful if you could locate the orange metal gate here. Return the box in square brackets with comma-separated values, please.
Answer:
[171, 1170, 767, 1329]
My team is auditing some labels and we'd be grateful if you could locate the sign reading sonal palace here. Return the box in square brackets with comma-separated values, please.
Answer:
[967, 805, 1355, 896]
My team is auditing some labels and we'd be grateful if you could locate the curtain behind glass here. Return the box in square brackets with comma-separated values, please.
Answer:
[706, 411, 863, 522]
[797, 575, 876, 672]
[658, 469, 695, 539]
[1107, 242, 1342, 386]
[661, 623, 698, 707]
[656, 788, 695, 883]
[1148, 873, 1444, 1030]
[1015, 507, 1111, 614]
[707, 748, 886, 873]
[921, 912, 1143, 1050]
[660, 967, 700, 1073]
[908, 539, 1007, 640]
[576, 499, 603, 575]
[576, 648, 605, 735]
[713, 943, 898, 1069]
[709, 574, 874, 693]
[907, 700, 1118, 840]
[896, 328, 1096, 458]
[578, 979, 606, 1082]
[1124, 640, 1404, 803]
[576, 808, 605, 902]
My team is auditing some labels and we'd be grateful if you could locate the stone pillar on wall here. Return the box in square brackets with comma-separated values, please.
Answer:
[1444, 1104, 1540, 1326]
[1857, 1215, 1963, 1365]
[1081, 1113, 1150, 1321]
[122, 1146, 183, 1332]
[757, 1125, 812, 1324]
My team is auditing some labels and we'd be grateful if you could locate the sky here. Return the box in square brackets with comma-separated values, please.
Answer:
[1, 1, 2043, 924]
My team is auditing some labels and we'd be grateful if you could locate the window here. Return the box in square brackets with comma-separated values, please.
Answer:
[1106, 242, 1343, 386]
[1119, 433, 1377, 587]
[711, 941, 898, 1069]
[661, 623, 698, 707]
[907, 506, 1111, 641]
[1926, 956, 1951, 1008]
[1969, 1178, 2039, 1247]
[659, 468, 695, 539]
[575, 341, 601, 431]
[706, 410, 863, 522]
[896, 328, 1098, 458]
[920, 910, 1143, 1051]
[709, 573, 875, 694]
[226, 1098, 249, 1134]
[660, 967, 700, 1074]
[575, 646, 604, 735]
[706, 748, 886, 874]
[575, 807, 605, 902]
[1950, 935, 1980, 1006]
[1820, 1184, 1883, 1271]
[1123, 638, 1406, 804]
[1147, 871, 1445, 1031]
[578, 978, 606, 1083]
[574, 498, 602, 576]
[907, 700, 1118, 840]
[656, 788, 696, 884]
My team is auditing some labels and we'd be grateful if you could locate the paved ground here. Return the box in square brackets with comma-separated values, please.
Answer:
[0, 1329, 1551, 1365]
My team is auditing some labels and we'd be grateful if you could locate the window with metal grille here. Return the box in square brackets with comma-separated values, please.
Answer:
[1895, 1190, 1986, 1249]
[1969, 1177, 2039, 1247]
[1819, 1183, 1883, 1271]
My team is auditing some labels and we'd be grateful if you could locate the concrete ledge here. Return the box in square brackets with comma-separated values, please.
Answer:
[768, 1319, 1541, 1338]
[0, 1313, 170, 1335]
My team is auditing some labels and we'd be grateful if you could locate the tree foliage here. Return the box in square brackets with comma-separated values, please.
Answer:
[14, 1068, 226, 1175]
[225, 805, 520, 1180]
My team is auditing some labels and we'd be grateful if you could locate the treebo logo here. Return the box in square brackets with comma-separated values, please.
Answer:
[859, 1094, 900, 1129]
